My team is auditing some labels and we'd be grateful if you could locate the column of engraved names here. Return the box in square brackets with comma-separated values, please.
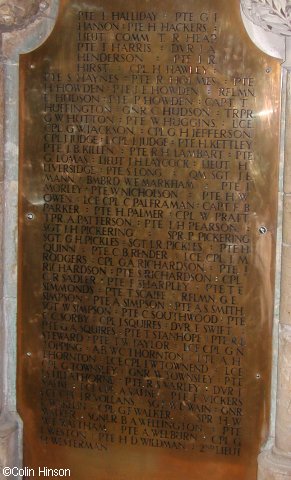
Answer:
[77, 9, 227, 454]
[41, 69, 118, 450]
[39, 7, 254, 456]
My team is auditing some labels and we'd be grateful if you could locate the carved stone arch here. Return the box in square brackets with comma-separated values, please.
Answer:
[0, 1, 45, 30]
[239, 0, 286, 61]
[241, 0, 291, 36]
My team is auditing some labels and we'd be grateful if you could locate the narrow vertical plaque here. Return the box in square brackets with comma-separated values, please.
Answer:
[18, 1, 281, 479]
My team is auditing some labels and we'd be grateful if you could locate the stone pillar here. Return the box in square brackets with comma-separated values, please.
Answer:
[0, 2, 58, 478]
[257, 69, 291, 480]
[241, 1, 291, 478]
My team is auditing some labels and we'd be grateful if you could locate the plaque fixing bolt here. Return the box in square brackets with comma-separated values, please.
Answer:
[26, 212, 35, 221]
[256, 373, 261, 379]
[26, 352, 32, 357]
[266, 67, 272, 73]
[259, 226, 267, 234]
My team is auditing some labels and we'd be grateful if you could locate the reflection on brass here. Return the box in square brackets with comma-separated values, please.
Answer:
[18, 0, 281, 478]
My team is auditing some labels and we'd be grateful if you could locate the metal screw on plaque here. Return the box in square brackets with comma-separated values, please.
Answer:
[266, 67, 272, 74]
[259, 226, 267, 234]
[26, 212, 35, 221]
[26, 352, 32, 357]
[256, 373, 261, 379]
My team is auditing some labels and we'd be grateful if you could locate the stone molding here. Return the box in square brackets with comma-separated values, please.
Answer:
[259, 449, 291, 480]
[238, 8, 291, 478]
[241, 0, 291, 36]
[0, 0, 48, 31]
[0, 2, 56, 478]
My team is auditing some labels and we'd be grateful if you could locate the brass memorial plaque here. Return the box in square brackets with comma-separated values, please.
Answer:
[18, 0, 281, 478]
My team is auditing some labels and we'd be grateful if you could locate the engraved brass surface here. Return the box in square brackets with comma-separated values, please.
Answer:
[18, 0, 281, 478]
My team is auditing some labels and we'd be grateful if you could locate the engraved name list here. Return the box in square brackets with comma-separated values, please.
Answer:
[18, 2, 281, 479]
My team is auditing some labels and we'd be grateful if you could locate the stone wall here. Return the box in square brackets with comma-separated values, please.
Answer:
[0, 2, 58, 478]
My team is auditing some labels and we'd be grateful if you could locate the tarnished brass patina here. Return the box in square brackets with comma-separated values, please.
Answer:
[18, 0, 281, 478]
